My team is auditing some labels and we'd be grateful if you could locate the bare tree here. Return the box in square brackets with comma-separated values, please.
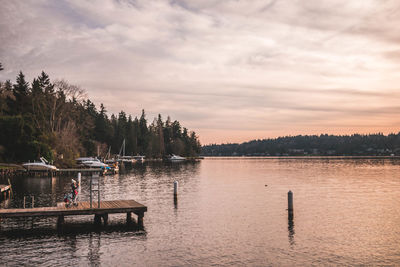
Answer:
[54, 79, 87, 102]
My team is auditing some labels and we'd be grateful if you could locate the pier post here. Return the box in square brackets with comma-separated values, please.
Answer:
[126, 212, 132, 225]
[57, 215, 64, 229]
[23, 196, 26, 209]
[174, 196, 178, 209]
[94, 214, 102, 225]
[288, 190, 294, 219]
[174, 181, 178, 197]
[102, 213, 108, 226]
[137, 212, 144, 228]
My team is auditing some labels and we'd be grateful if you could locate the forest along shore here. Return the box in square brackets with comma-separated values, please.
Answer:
[0, 69, 201, 168]
[202, 134, 400, 157]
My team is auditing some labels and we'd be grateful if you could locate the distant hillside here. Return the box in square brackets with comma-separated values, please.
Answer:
[201, 134, 400, 156]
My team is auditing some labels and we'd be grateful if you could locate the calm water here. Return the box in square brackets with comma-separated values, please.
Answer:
[1, 158, 400, 266]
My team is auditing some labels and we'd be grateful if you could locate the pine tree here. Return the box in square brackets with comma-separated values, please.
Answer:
[138, 109, 148, 154]
[157, 114, 165, 156]
[12, 71, 30, 114]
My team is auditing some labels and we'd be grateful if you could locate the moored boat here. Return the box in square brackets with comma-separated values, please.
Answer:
[132, 155, 145, 163]
[23, 157, 58, 171]
[76, 157, 99, 165]
[167, 154, 186, 162]
[81, 159, 109, 168]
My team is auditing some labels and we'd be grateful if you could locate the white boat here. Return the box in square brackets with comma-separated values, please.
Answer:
[76, 157, 98, 164]
[119, 156, 136, 164]
[168, 154, 186, 162]
[81, 159, 109, 168]
[132, 155, 145, 163]
[23, 157, 58, 171]
[105, 158, 117, 164]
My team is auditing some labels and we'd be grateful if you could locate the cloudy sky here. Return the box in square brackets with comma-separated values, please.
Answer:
[1, 0, 400, 144]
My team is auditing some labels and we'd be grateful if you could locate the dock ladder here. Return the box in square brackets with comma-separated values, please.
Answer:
[90, 173, 100, 208]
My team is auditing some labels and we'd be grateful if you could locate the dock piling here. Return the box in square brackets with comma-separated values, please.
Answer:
[57, 215, 64, 228]
[174, 181, 178, 196]
[135, 211, 144, 228]
[94, 214, 102, 225]
[288, 190, 294, 219]
[126, 212, 132, 225]
[102, 214, 108, 226]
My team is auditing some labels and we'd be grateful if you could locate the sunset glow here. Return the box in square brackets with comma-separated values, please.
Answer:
[1, 0, 400, 144]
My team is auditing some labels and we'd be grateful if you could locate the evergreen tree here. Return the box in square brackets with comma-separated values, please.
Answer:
[138, 109, 148, 154]
[163, 116, 173, 154]
[157, 114, 165, 156]
[11, 71, 30, 114]
[0, 70, 202, 163]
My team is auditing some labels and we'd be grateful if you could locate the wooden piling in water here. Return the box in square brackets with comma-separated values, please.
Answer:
[288, 190, 294, 219]
[126, 212, 132, 225]
[174, 181, 178, 196]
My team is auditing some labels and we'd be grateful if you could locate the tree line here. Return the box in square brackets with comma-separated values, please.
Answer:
[202, 134, 400, 156]
[0, 64, 201, 166]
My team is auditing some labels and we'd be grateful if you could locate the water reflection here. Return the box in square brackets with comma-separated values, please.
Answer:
[174, 195, 178, 209]
[3, 158, 400, 265]
[288, 216, 295, 246]
[88, 233, 101, 265]
[0, 161, 200, 210]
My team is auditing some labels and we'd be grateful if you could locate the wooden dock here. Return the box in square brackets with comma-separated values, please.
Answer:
[0, 200, 147, 228]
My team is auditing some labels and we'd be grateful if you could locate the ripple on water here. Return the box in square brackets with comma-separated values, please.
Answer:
[1, 159, 400, 266]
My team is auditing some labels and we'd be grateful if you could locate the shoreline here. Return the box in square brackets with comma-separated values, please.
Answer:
[201, 155, 400, 159]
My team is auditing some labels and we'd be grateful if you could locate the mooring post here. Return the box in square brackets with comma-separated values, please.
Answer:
[288, 190, 294, 219]
[32, 195, 34, 208]
[174, 181, 178, 197]
[174, 196, 178, 209]
[23, 196, 26, 209]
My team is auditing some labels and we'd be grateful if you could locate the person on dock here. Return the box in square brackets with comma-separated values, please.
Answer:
[71, 179, 79, 204]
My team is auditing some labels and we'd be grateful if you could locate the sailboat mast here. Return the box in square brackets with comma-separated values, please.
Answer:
[119, 139, 126, 157]
[123, 139, 125, 157]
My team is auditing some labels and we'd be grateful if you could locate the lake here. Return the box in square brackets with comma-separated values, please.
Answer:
[0, 157, 400, 266]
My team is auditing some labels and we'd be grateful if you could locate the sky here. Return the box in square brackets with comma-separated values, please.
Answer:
[1, 0, 400, 144]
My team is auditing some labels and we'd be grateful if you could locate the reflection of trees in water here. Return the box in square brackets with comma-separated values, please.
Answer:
[88, 232, 101, 266]
[111, 161, 202, 203]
